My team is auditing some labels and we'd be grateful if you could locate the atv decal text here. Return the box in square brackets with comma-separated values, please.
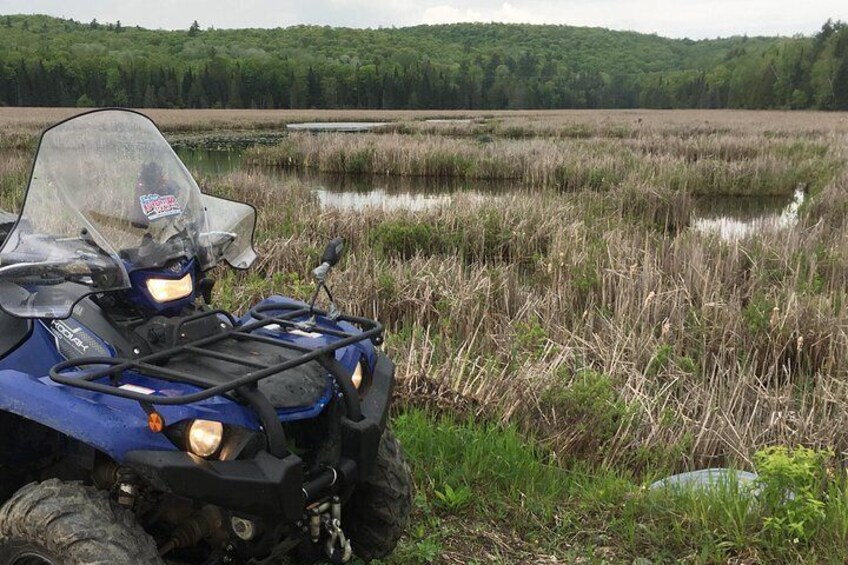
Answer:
[47, 319, 110, 359]
[50, 320, 88, 353]
[140, 193, 181, 221]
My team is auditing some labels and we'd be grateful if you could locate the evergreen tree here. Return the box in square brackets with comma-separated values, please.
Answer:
[832, 32, 848, 109]
[142, 83, 158, 108]
[306, 67, 323, 108]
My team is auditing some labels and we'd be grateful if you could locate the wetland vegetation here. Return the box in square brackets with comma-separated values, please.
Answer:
[3, 107, 848, 562]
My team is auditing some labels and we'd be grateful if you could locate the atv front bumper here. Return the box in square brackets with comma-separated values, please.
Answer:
[124, 352, 395, 520]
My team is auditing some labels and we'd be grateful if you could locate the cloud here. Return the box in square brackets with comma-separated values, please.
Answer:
[497, 2, 546, 24]
[422, 2, 546, 25]
[422, 5, 483, 25]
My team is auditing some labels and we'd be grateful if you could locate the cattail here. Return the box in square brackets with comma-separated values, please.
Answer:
[769, 306, 780, 327]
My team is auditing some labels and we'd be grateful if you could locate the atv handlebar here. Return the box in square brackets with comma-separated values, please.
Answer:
[0, 254, 114, 286]
[0, 232, 117, 286]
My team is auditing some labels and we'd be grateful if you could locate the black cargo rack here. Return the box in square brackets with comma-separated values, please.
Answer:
[48, 302, 383, 410]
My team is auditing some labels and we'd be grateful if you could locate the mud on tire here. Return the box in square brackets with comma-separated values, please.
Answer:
[343, 429, 413, 562]
[0, 479, 161, 565]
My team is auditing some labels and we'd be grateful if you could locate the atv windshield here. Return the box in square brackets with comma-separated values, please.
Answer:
[0, 109, 257, 319]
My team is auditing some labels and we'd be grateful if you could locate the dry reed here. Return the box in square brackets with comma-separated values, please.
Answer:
[200, 165, 848, 473]
[247, 131, 840, 196]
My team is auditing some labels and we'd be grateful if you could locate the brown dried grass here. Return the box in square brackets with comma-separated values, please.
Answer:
[2, 107, 848, 136]
[202, 166, 848, 472]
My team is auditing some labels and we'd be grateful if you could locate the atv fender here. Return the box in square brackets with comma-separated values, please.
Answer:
[0, 370, 176, 459]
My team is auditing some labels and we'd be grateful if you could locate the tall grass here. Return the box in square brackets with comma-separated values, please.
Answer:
[0, 150, 31, 211]
[2, 107, 844, 197]
[246, 131, 840, 196]
[195, 166, 848, 475]
[4, 107, 848, 136]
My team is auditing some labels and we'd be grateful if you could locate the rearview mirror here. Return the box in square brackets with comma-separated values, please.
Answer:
[313, 237, 345, 283]
[320, 237, 345, 267]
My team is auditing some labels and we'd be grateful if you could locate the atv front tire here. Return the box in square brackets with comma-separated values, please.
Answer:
[344, 429, 412, 562]
[0, 479, 161, 565]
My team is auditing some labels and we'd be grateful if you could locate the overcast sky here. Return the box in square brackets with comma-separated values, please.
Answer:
[0, 0, 845, 39]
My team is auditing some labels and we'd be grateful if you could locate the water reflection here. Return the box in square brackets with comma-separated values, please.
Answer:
[692, 188, 804, 240]
[177, 147, 244, 176]
[176, 146, 508, 211]
[286, 122, 389, 133]
[316, 189, 454, 211]
[307, 174, 505, 210]
[175, 147, 808, 227]
[424, 119, 474, 124]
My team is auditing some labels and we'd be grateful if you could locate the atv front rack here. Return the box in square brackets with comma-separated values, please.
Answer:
[48, 303, 383, 411]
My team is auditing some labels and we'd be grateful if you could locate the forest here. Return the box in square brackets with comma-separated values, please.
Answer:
[0, 14, 846, 110]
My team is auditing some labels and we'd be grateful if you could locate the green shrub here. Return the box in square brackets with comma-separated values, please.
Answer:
[514, 318, 548, 359]
[754, 446, 832, 544]
[370, 220, 453, 258]
[645, 344, 673, 377]
[540, 369, 629, 456]
[742, 293, 775, 336]
[344, 147, 375, 174]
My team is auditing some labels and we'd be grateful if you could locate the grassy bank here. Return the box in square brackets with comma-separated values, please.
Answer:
[392, 409, 848, 563]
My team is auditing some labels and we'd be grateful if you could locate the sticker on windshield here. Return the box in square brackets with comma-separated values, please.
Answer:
[140, 193, 182, 221]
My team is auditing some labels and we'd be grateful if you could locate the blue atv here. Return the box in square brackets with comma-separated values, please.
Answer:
[0, 109, 411, 564]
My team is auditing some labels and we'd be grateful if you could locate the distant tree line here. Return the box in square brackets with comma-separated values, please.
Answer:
[0, 15, 846, 110]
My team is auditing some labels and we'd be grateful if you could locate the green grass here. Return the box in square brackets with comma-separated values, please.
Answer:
[387, 410, 848, 563]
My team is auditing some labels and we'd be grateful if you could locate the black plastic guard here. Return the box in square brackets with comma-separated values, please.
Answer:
[361, 352, 395, 430]
[165, 338, 328, 410]
[341, 416, 381, 479]
[0, 311, 31, 359]
[341, 352, 395, 478]
[124, 450, 304, 520]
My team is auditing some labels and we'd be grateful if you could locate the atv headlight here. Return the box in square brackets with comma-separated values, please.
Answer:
[146, 273, 193, 303]
[187, 419, 223, 458]
[352, 361, 365, 390]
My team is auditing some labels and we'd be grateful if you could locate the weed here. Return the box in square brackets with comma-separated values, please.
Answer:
[514, 318, 548, 359]
[433, 484, 473, 511]
[540, 369, 629, 457]
[754, 446, 831, 544]
[742, 293, 776, 336]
